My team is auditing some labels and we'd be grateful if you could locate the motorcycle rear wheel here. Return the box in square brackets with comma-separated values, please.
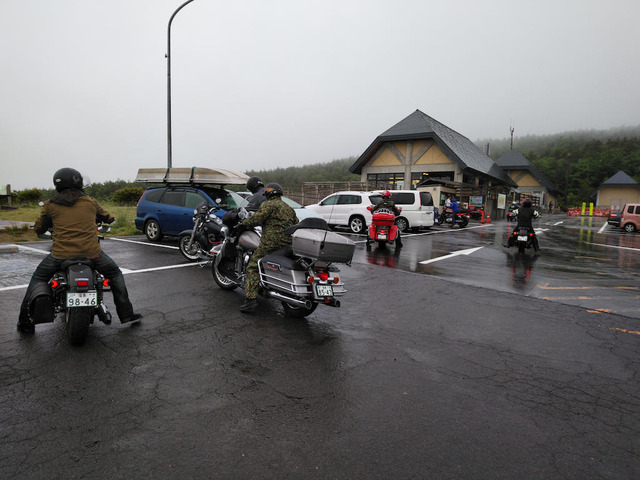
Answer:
[282, 301, 317, 318]
[66, 307, 92, 345]
[459, 217, 469, 228]
[212, 260, 238, 290]
[179, 234, 204, 262]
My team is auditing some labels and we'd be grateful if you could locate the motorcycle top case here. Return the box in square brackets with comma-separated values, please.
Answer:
[371, 212, 396, 226]
[291, 228, 355, 263]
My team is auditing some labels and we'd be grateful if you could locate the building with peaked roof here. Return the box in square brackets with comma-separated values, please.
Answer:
[495, 150, 560, 209]
[593, 171, 640, 210]
[349, 109, 516, 217]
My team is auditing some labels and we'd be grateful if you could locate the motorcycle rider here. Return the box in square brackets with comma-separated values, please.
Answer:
[371, 190, 403, 247]
[245, 176, 266, 212]
[238, 182, 298, 313]
[17, 168, 142, 333]
[507, 198, 540, 251]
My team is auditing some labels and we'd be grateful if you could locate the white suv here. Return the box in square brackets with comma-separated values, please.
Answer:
[372, 190, 435, 232]
[304, 191, 383, 233]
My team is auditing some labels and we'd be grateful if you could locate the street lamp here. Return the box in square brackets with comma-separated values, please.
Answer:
[166, 0, 196, 169]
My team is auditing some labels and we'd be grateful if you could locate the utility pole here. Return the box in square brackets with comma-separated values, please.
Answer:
[167, 0, 196, 169]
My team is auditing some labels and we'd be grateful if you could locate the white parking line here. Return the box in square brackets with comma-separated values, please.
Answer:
[589, 242, 640, 253]
[108, 237, 179, 249]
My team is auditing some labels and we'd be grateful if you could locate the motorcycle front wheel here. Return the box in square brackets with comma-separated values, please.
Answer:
[66, 307, 92, 345]
[459, 217, 469, 228]
[212, 260, 238, 290]
[282, 301, 318, 318]
[178, 233, 204, 262]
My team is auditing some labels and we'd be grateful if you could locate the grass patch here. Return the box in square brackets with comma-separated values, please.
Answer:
[0, 203, 141, 243]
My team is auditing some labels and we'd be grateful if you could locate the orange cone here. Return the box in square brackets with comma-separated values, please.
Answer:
[486, 214, 491, 223]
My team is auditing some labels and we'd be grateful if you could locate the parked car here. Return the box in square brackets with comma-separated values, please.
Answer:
[371, 190, 435, 232]
[304, 191, 383, 234]
[135, 186, 246, 241]
[620, 204, 640, 232]
[607, 210, 622, 227]
[236, 192, 322, 221]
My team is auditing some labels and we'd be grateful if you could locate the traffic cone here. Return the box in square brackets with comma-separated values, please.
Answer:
[486, 214, 491, 223]
[480, 211, 486, 223]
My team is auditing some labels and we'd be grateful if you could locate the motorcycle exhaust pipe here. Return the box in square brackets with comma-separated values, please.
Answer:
[266, 290, 314, 309]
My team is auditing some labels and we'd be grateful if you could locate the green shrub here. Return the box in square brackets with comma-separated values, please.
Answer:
[16, 188, 42, 204]
[111, 187, 144, 205]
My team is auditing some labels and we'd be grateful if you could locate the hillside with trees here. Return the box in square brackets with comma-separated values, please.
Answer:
[5, 127, 639, 209]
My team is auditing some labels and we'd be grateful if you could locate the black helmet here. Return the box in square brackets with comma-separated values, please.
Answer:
[264, 183, 283, 199]
[53, 167, 83, 192]
[523, 198, 532, 208]
[246, 176, 264, 193]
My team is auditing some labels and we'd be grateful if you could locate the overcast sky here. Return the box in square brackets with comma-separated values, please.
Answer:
[1, 0, 639, 190]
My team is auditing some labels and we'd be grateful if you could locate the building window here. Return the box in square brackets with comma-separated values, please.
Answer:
[367, 173, 404, 190]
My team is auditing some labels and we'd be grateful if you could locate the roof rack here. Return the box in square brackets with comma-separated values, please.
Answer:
[135, 167, 250, 186]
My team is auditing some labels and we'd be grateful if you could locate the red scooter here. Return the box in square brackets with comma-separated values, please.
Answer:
[366, 206, 402, 248]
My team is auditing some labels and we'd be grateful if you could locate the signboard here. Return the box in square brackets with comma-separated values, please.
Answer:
[0, 185, 7, 196]
[469, 195, 483, 207]
[497, 194, 506, 210]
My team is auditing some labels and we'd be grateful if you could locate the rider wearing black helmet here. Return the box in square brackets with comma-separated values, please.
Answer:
[245, 176, 266, 212]
[17, 168, 142, 333]
[238, 182, 298, 312]
[506, 197, 540, 251]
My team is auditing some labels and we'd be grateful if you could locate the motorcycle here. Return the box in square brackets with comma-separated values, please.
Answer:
[29, 225, 113, 345]
[510, 226, 538, 253]
[178, 201, 224, 261]
[437, 208, 470, 228]
[366, 206, 402, 248]
[211, 211, 355, 318]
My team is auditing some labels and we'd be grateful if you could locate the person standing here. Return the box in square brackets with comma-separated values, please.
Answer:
[17, 168, 142, 333]
[238, 183, 298, 313]
[450, 197, 459, 228]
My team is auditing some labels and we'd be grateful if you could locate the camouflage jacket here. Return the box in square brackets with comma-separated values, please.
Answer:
[241, 196, 298, 248]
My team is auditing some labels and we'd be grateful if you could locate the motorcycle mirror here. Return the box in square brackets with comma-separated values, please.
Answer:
[97, 225, 111, 234]
[37, 231, 52, 239]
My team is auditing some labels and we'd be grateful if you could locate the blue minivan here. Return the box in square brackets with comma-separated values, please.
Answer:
[135, 186, 247, 241]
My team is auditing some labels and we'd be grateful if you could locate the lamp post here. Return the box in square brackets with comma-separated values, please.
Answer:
[167, 0, 195, 169]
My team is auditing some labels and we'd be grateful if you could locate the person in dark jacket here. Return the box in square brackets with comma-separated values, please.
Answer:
[238, 183, 298, 313]
[245, 176, 266, 212]
[507, 198, 540, 251]
[17, 168, 142, 333]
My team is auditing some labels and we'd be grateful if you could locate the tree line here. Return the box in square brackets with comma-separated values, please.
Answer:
[6, 127, 639, 208]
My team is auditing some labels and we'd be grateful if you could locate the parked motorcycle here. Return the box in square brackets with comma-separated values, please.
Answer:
[366, 206, 402, 248]
[29, 225, 113, 345]
[211, 211, 355, 318]
[437, 208, 470, 228]
[178, 201, 224, 261]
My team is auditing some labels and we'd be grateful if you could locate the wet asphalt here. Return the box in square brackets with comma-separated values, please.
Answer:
[0, 216, 639, 479]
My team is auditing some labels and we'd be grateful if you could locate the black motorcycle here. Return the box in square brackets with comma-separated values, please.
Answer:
[29, 225, 113, 345]
[178, 202, 224, 261]
[211, 211, 355, 318]
[510, 226, 538, 253]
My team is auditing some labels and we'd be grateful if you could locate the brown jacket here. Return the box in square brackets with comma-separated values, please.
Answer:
[35, 190, 114, 259]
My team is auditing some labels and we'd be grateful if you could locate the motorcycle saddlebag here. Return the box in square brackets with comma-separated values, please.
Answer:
[291, 228, 355, 263]
[29, 282, 55, 324]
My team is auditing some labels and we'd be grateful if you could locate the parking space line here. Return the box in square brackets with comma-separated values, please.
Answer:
[589, 242, 640, 252]
[108, 237, 179, 249]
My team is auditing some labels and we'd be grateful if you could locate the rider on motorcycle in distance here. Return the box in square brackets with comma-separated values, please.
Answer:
[506, 198, 541, 251]
[237, 182, 298, 313]
[17, 168, 142, 333]
[371, 190, 403, 247]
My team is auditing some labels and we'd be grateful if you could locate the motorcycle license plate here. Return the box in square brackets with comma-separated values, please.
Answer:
[67, 291, 97, 308]
[316, 284, 333, 297]
[517, 235, 528, 241]
[378, 233, 387, 239]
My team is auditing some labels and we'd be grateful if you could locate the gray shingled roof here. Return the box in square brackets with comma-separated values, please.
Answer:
[495, 150, 559, 193]
[350, 110, 515, 186]
[601, 170, 639, 187]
